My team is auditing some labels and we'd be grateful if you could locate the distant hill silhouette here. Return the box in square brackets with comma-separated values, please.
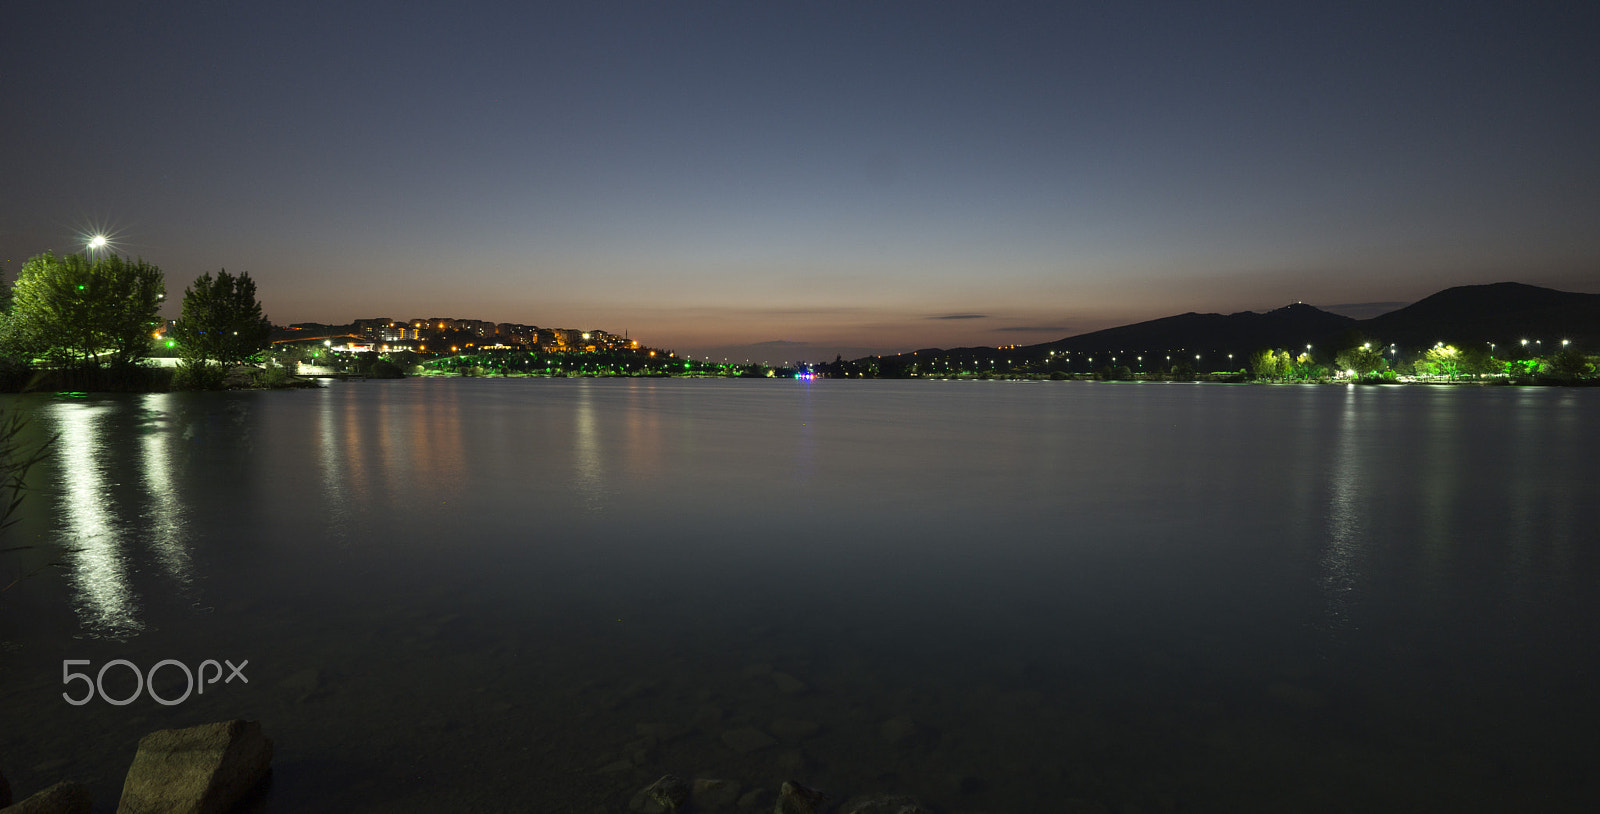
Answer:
[1022, 282, 1600, 357]
[864, 282, 1599, 369]
[1359, 283, 1600, 350]
[1035, 303, 1355, 356]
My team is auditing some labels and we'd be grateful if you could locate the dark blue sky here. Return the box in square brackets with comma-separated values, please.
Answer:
[5, 1, 1597, 361]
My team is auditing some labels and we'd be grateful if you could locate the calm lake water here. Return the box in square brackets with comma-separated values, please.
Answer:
[2, 378, 1597, 812]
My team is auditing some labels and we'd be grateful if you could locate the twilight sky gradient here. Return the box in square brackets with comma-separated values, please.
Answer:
[4, 1, 1598, 361]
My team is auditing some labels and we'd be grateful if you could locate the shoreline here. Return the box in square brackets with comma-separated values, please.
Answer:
[2, 367, 1596, 394]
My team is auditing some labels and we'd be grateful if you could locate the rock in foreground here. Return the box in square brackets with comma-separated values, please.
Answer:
[0, 781, 91, 814]
[645, 775, 690, 811]
[775, 780, 828, 814]
[116, 720, 272, 814]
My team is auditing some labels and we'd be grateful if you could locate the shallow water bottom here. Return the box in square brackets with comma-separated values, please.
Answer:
[5, 556, 1596, 814]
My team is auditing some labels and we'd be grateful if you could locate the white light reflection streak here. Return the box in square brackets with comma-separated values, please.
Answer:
[573, 381, 606, 512]
[140, 396, 192, 592]
[1320, 387, 1364, 630]
[55, 402, 142, 638]
[318, 391, 350, 541]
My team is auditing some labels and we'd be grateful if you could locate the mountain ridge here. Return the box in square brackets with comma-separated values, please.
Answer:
[867, 282, 1600, 366]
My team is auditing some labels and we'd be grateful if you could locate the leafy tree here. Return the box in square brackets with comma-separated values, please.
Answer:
[1334, 344, 1387, 378]
[172, 270, 272, 367]
[1460, 345, 1497, 378]
[1548, 347, 1592, 377]
[1249, 349, 1285, 380]
[1289, 352, 1318, 381]
[1419, 343, 1463, 380]
[2, 251, 164, 369]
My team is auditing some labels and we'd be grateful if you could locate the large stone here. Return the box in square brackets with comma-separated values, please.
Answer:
[116, 720, 273, 814]
[645, 775, 690, 811]
[774, 780, 828, 814]
[0, 781, 91, 814]
[629, 775, 691, 814]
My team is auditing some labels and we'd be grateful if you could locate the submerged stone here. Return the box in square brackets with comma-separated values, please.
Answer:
[736, 787, 771, 810]
[636, 721, 693, 743]
[775, 749, 809, 776]
[770, 671, 808, 695]
[879, 716, 924, 746]
[839, 794, 930, 814]
[721, 726, 777, 754]
[1267, 681, 1327, 709]
[278, 668, 322, 703]
[769, 719, 822, 741]
[691, 778, 742, 811]
[1, 781, 91, 814]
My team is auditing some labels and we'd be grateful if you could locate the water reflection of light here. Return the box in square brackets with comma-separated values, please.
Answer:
[317, 390, 350, 541]
[54, 402, 142, 638]
[1417, 388, 1459, 570]
[573, 381, 606, 512]
[343, 391, 368, 500]
[622, 382, 664, 478]
[1542, 392, 1579, 581]
[1503, 389, 1579, 605]
[377, 389, 405, 507]
[794, 381, 816, 486]
[1320, 387, 1364, 629]
[140, 396, 191, 591]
